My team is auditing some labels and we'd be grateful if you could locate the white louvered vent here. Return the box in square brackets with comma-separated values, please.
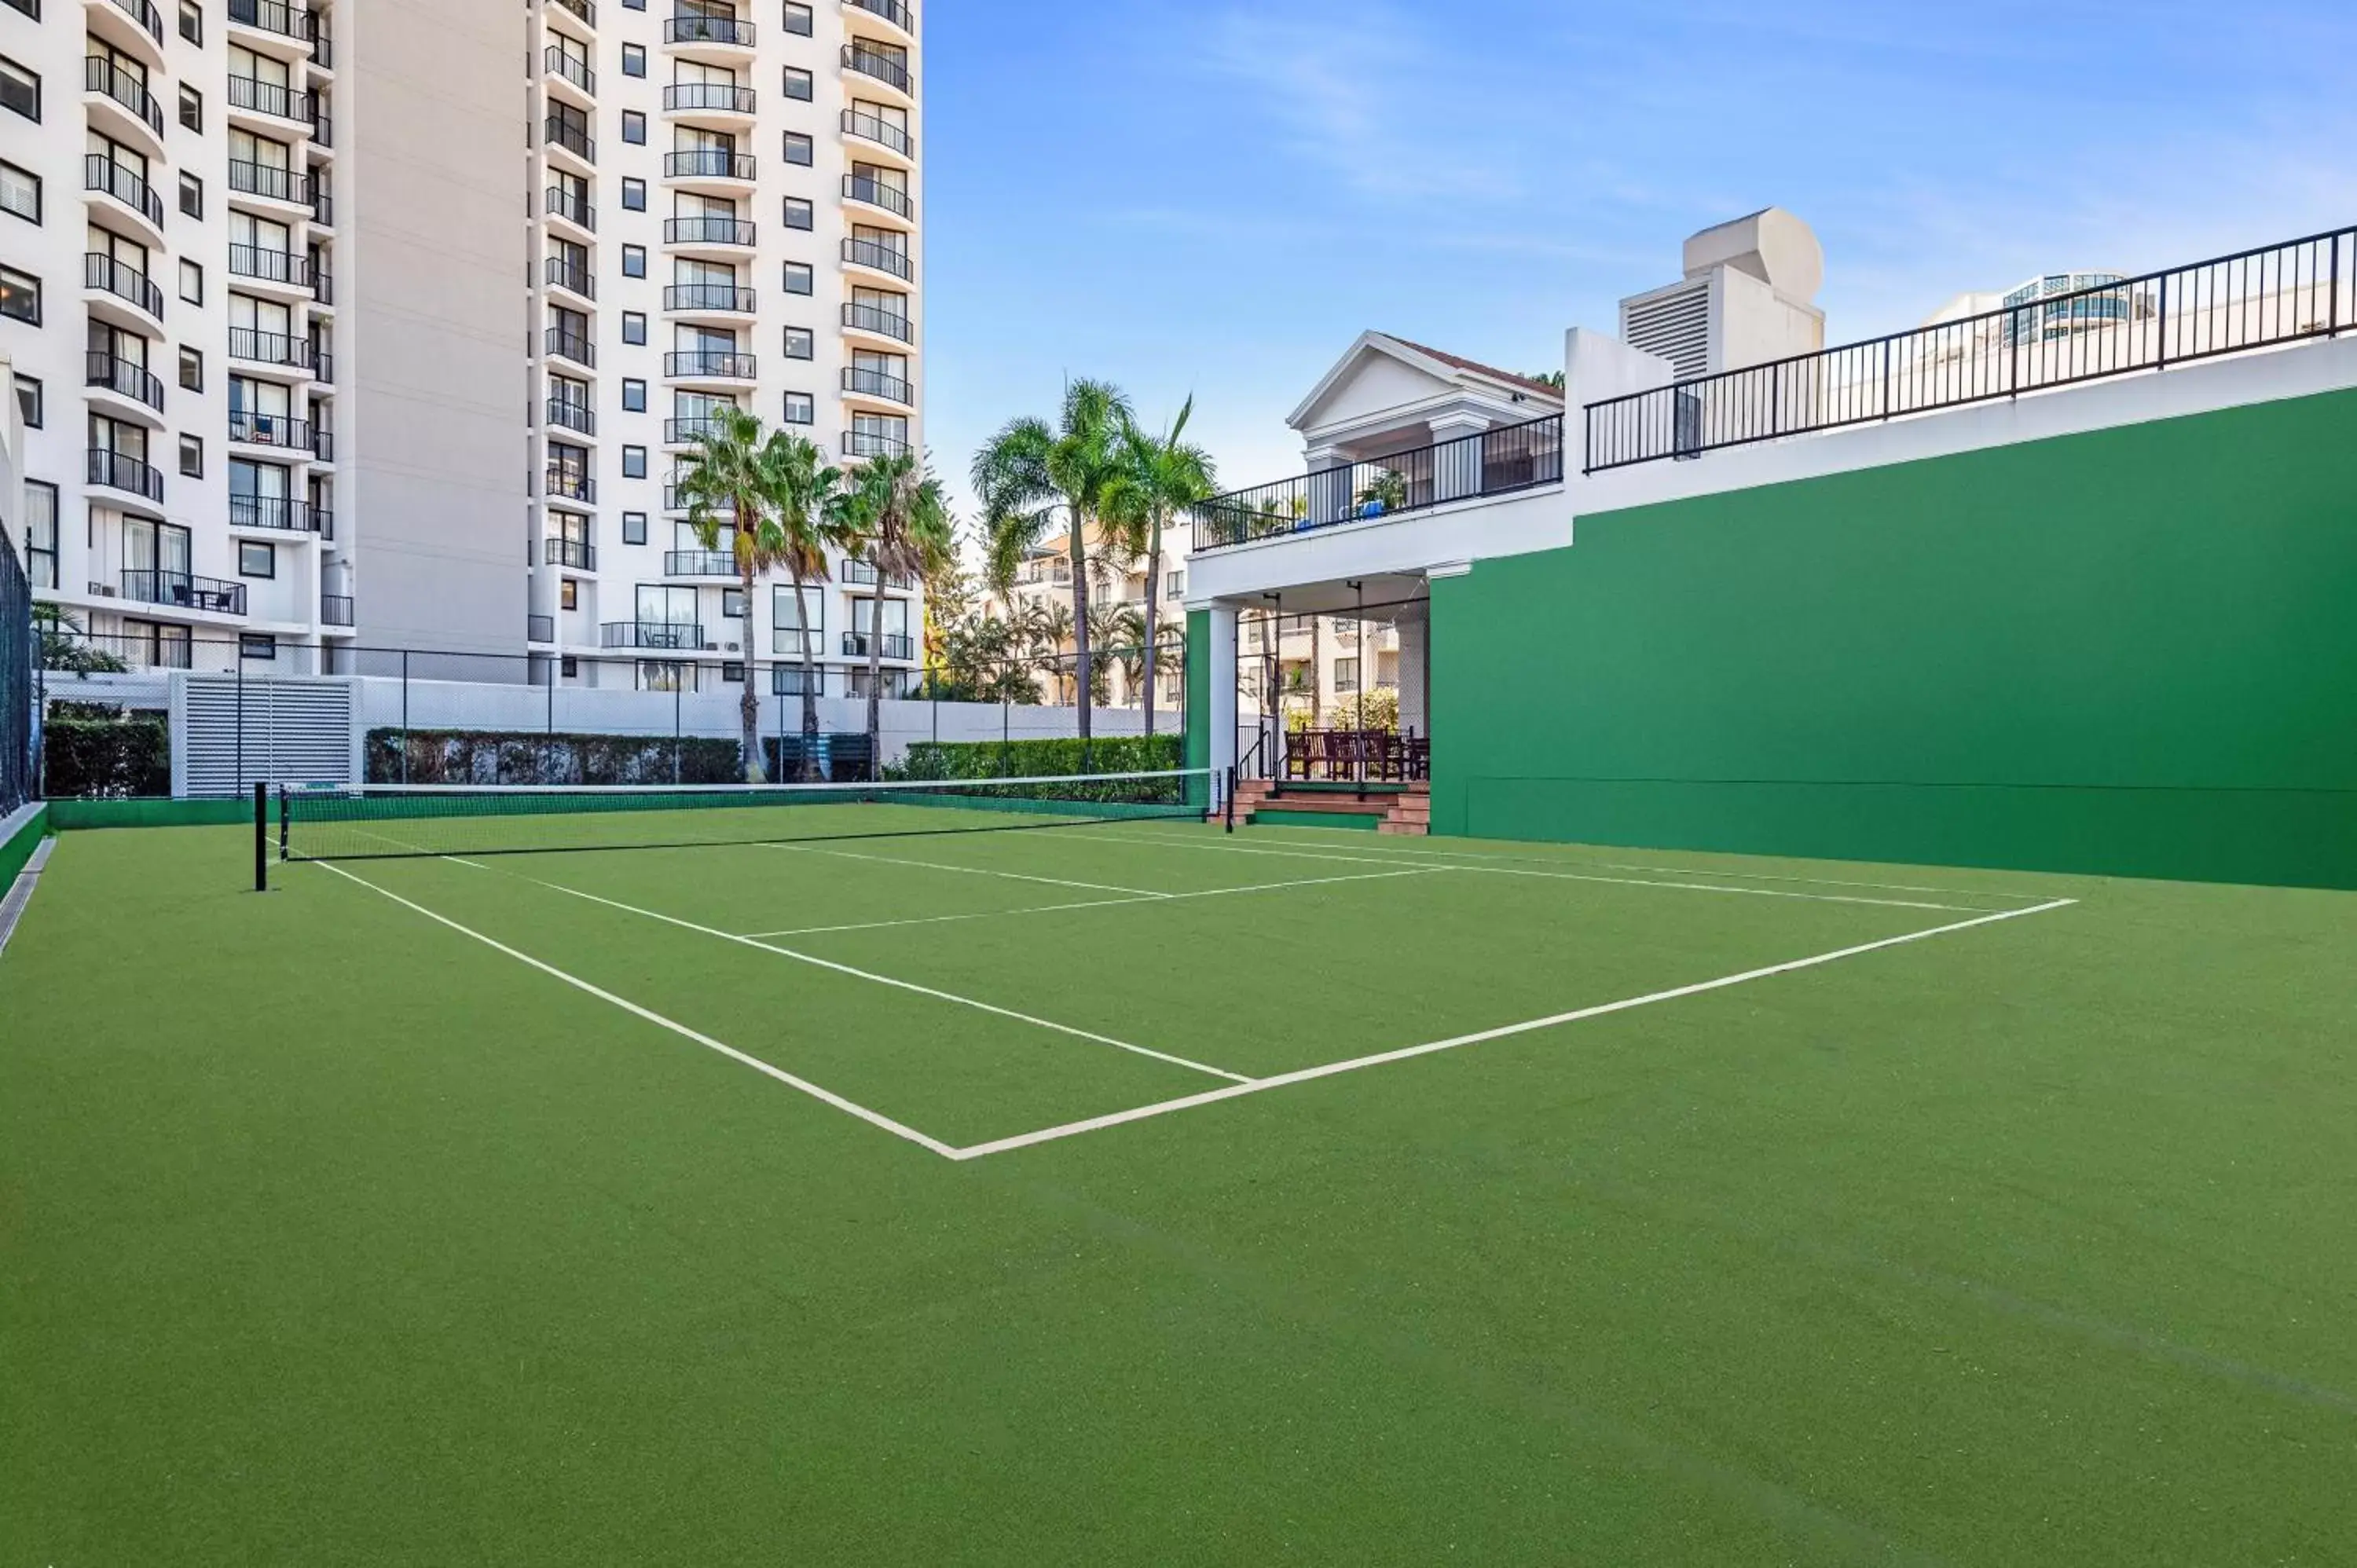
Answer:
[1622, 280, 1714, 381]
[181, 676, 357, 797]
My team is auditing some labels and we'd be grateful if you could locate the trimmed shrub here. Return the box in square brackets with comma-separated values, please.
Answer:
[889, 735, 1184, 784]
[45, 712, 171, 798]
[367, 729, 746, 786]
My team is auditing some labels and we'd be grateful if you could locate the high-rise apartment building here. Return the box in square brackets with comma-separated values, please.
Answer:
[0, 0, 922, 694]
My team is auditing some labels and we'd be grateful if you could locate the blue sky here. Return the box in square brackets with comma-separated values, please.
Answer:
[921, 0, 2357, 513]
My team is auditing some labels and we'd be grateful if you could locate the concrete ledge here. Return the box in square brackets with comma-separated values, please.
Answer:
[0, 803, 47, 888]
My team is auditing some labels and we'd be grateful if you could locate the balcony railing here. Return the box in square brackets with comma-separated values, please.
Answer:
[841, 236, 912, 280]
[228, 0, 310, 42]
[664, 549, 738, 577]
[311, 192, 335, 228]
[1195, 414, 1566, 552]
[664, 13, 753, 46]
[229, 158, 311, 207]
[663, 82, 755, 115]
[229, 328, 315, 371]
[544, 537, 596, 570]
[839, 428, 910, 460]
[841, 303, 913, 343]
[547, 397, 596, 436]
[83, 252, 165, 319]
[841, 108, 914, 159]
[839, 559, 917, 589]
[85, 56, 165, 137]
[841, 632, 914, 660]
[309, 108, 333, 148]
[663, 150, 756, 181]
[314, 350, 335, 385]
[664, 416, 726, 445]
[313, 269, 335, 306]
[842, 175, 914, 222]
[545, 185, 595, 231]
[313, 509, 335, 540]
[544, 46, 595, 96]
[841, 366, 914, 405]
[544, 257, 595, 299]
[324, 595, 355, 627]
[527, 614, 555, 643]
[84, 155, 165, 229]
[229, 244, 313, 289]
[663, 214, 753, 247]
[97, 0, 165, 46]
[228, 410, 313, 451]
[550, 0, 596, 27]
[1583, 225, 2357, 473]
[664, 350, 757, 379]
[123, 569, 246, 615]
[544, 328, 596, 368]
[87, 448, 166, 503]
[228, 73, 311, 124]
[312, 426, 334, 461]
[229, 493, 316, 533]
[842, 44, 911, 93]
[86, 352, 167, 411]
[602, 621, 704, 650]
[663, 283, 755, 314]
[544, 467, 596, 503]
[848, 0, 915, 31]
[544, 115, 596, 163]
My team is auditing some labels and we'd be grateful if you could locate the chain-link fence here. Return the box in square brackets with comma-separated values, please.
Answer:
[2, 534, 34, 815]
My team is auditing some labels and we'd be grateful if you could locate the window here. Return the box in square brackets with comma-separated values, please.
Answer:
[783, 327, 813, 360]
[772, 584, 823, 656]
[179, 259, 203, 304]
[0, 265, 36, 324]
[782, 198, 813, 231]
[783, 3, 812, 35]
[782, 67, 812, 102]
[782, 262, 812, 295]
[239, 633, 278, 661]
[12, 375, 38, 428]
[0, 159, 36, 224]
[621, 110, 646, 145]
[721, 661, 745, 683]
[178, 0, 200, 43]
[561, 655, 579, 678]
[621, 43, 647, 76]
[238, 540, 276, 578]
[773, 665, 822, 697]
[621, 445, 647, 478]
[621, 378, 647, 412]
[24, 481, 57, 588]
[621, 243, 646, 277]
[560, 579, 578, 610]
[621, 511, 647, 545]
[1335, 658, 1359, 693]
[178, 85, 203, 133]
[178, 172, 203, 219]
[621, 177, 646, 211]
[783, 132, 812, 166]
[180, 434, 205, 477]
[621, 311, 647, 345]
[722, 588, 746, 619]
[0, 57, 36, 123]
[178, 346, 203, 390]
[1, 0, 32, 16]
[1167, 570, 1186, 599]
[782, 391, 814, 425]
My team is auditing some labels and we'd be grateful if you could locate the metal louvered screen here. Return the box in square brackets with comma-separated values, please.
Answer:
[175, 674, 359, 798]
[1, 533, 31, 814]
[1622, 280, 1713, 382]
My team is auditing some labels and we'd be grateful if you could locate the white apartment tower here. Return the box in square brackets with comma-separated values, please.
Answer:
[0, 0, 922, 691]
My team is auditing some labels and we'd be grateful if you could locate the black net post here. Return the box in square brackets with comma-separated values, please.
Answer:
[400, 650, 410, 784]
[253, 780, 269, 892]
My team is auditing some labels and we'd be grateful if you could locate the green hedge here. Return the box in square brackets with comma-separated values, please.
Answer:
[367, 729, 746, 786]
[889, 735, 1185, 783]
[43, 714, 171, 798]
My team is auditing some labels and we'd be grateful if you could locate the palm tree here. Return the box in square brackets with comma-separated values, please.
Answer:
[1102, 395, 1216, 740]
[841, 449, 954, 773]
[1021, 598, 1076, 702]
[675, 408, 806, 782]
[972, 379, 1135, 745]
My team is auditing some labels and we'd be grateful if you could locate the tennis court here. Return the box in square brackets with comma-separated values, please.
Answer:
[4, 779, 2353, 1563]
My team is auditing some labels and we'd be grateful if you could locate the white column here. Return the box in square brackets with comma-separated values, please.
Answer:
[1395, 613, 1428, 736]
[1427, 412, 1490, 503]
[1208, 602, 1239, 777]
[1303, 445, 1354, 526]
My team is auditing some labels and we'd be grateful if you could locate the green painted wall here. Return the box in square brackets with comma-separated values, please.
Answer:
[1183, 609, 1211, 775]
[44, 798, 253, 831]
[1431, 384, 2357, 888]
[0, 805, 48, 888]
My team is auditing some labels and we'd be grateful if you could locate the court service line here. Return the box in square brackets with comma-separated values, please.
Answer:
[738, 865, 1450, 940]
[1072, 833, 1997, 914]
[755, 839, 1170, 899]
[528, 877, 1255, 1085]
[310, 862, 962, 1160]
[949, 897, 2080, 1160]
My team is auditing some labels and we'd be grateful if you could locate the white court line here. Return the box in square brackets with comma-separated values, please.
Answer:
[739, 866, 1449, 940]
[949, 897, 2080, 1160]
[311, 862, 960, 1159]
[527, 876, 1255, 1085]
[756, 838, 1169, 899]
[1071, 832, 1996, 914]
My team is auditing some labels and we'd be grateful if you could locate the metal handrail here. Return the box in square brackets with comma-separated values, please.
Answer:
[1195, 414, 1565, 552]
[85, 56, 164, 137]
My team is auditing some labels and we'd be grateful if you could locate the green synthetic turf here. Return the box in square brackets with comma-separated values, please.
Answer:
[2, 819, 2354, 1564]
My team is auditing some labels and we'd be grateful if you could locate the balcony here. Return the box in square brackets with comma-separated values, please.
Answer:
[847, 0, 915, 35]
[544, 467, 596, 504]
[229, 493, 317, 533]
[840, 108, 914, 160]
[544, 185, 596, 233]
[549, 0, 596, 27]
[92, 0, 167, 51]
[663, 214, 753, 249]
[228, 0, 310, 44]
[311, 426, 334, 461]
[228, 410, 313, 452]
[840, 428, 910, 460]
[663, 82, 755, 116]
[663, 283, 756, 315]
[841, 44, 911, 94]
[544, 328, 596, 368]
[86, 352, 167, 413]
[663, 150, 757, 183]
[602, 621, 704, 650]
[841, 366, 914, 406]
[310, 192, 334, 228]
[664, 350, 757, 381]
[663, 13, 753, 47]
[86, 448, 166, 504]
[84, 155, 166, 233]
[841, 303, 914, 344]
[123, 569, 246, 616]
[664, 549, 738, 578]
[547, 397, 596, 436]
[227, 72, 312, 125]
[544, 537, 596, 570]
[312, 269, 335, 306]
[229, 328, 315, 372]
[83, 252, 165, 322]
[543, 46, 594, 97]
[841, 632, 914, 661]
[843, 175, 915, 222]
[544, 115, 596, 165]
[664, 416, 726, 445]
[323, 595, 355, 627]
[314, 350, 335, 385]
[312, 509, 335, 539]
[544, 257, 596, 300]
[84, 55, 165, 140]
[841, 236, 912, 282]
[229, 158, 311, 207]
[840, 559, 916, 589]
[229, 244, 313, 291]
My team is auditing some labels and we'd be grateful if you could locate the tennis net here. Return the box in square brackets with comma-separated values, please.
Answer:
[269, 768, 1216, 874]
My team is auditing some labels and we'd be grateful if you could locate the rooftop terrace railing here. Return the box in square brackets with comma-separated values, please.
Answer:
[1584, 225, 2357, 473]
[1193, 415, 1563, 553]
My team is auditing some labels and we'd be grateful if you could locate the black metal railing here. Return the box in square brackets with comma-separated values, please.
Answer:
[848, 0, 915, 32]
[312, 509, 335, 540]
[310, 192, 334, 228]
[312, 426, 334, 460]
[312, 269, 334, 306]
[544, 328, 596, 368]
[85, 55, 165, 137]
[841, 366, 913, 405]
[307, 20, 332, 68]
[544, 115, 596, 163]
[1584, 225, 2357, 473]
[841, 632, 913, 660]
[664, 350, 757, 379]
[97, 0, 165, 46]
[664, 12, 752, 46]
[86, 353, 167, 411]
[602, 621, 703, 650]
[665, 549, 737, 577]
[84, 155, 165, 229]
[86, 448, 166, 503]
[841, 302, 912, 343]
[229, 158, 310, 206]
[839, 559, 916, 589]
[664, 283, 755, 313]
[663, 214, 752, 247]
[228, 0, 309, 42]
[544, 46, 594, 96]
[664, 82, 755, 115]
[548, 397, 596, 435]
[1195, 414, 1565, 552]
[663, 416, 725, 444]
[229, 328, 315, 370]
[841, 236, 912, 280]
[313, 350, 335, 385]
[550, 0, 595, 27]
[843, 175, 914, 221]
[544, 467, 596, 503]
[123, 569, 245, 615]
[544, 257, 595, 299]
[527, 614, 555, 643]
[228, 411, 313, 451]
[84, 252, 165, 318]
[546, 185, 595, 231]
[544, 537, 596, 570]
[842, 44, 910, 92]
[229, 493, 314, 532]
[228, 72, 310, 123]
[229, 244, 313, 288]
[309, 107, 332, 148]
[663, 149, 756, 181]
[841, 108, 914, 159]
[324, 595, 355, 627]
[839, 429, 910, 460]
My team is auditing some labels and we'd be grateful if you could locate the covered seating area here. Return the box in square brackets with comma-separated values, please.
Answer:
[1281, 727, 1429, 785]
